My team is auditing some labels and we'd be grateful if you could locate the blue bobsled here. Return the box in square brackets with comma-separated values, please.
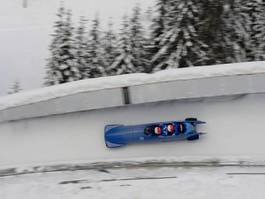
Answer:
[104, 118, 206, 148]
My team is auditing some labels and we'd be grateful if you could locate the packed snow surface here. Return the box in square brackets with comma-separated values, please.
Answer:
[1, 166, 265, 199]
[0, 61, 265, 110]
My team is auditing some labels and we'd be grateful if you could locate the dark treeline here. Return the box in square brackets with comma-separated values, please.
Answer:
[45, 0, 265, 86]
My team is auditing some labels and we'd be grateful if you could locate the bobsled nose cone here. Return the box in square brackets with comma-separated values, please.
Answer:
[105, 132, 125, 148]
[104, 125, 127, 148]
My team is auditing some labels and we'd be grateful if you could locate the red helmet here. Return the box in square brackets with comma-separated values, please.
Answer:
[154, 127, 162, 135]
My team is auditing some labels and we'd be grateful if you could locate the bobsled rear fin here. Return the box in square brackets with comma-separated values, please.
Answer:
[185, 120, 206, 125]
[197, 132, 206, 135]
[187, 134, 200, 141]
[194, 121, 206, 124]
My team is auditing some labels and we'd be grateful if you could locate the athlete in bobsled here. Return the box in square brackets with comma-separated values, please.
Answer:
[105, 118, 205, 148]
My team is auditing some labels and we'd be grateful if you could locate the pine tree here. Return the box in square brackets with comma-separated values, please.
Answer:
[102, 20, 119, 75]
[257, 1, 265, 60]
[149, 0, 169, 72]
[85, 16, 106, 78]
[45, 7, 81, 86]
[207, 0, 265, 64]
[129, 5, 148, 73]
[199, 0, 224, 64]
[152, 0, 209, 71]
[108, 16, 136, 75]
[198, 0, 250, 64]
[224, 0, 251, 63]
[257, 0, 265, 60]
[63, 10, 82, 82]
[45, 5, 65, 85]
[240, 0, 265, 61]
[145, 6, 154, 24]
[75, 16, 90, 79]
[8, 80, 22, 95]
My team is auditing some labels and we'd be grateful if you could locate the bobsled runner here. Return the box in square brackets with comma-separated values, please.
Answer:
[104, 118, 206, 148]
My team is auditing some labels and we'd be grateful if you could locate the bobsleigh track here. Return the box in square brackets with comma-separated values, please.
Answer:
[1, 62, 265, 198]
[1, 62, 265, 170]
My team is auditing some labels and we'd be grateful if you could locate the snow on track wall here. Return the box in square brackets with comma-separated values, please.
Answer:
[1, 62, 265, 168]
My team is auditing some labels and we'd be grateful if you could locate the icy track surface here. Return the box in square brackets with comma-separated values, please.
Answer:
[1, 166, 265, 199]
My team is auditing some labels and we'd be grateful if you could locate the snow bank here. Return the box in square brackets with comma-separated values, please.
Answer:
[0, 61, 265, 110]
[1, 163, 265, 199]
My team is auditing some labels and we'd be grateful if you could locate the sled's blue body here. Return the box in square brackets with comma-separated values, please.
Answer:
[104, 119, 205, 148]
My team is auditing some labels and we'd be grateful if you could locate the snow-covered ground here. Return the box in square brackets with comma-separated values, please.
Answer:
[1, 165, 265, 199]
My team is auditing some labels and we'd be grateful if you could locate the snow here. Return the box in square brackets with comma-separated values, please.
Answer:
[1, 165, 265, 199]
[0, 0, 155, 95]
[0, 61, 265, 110]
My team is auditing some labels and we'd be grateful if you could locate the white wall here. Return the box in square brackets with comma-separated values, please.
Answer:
[1, 73, 265, 123]
[1, 93, 265, 168]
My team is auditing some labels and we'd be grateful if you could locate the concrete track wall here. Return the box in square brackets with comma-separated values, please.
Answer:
[1, 73, 265, 122]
